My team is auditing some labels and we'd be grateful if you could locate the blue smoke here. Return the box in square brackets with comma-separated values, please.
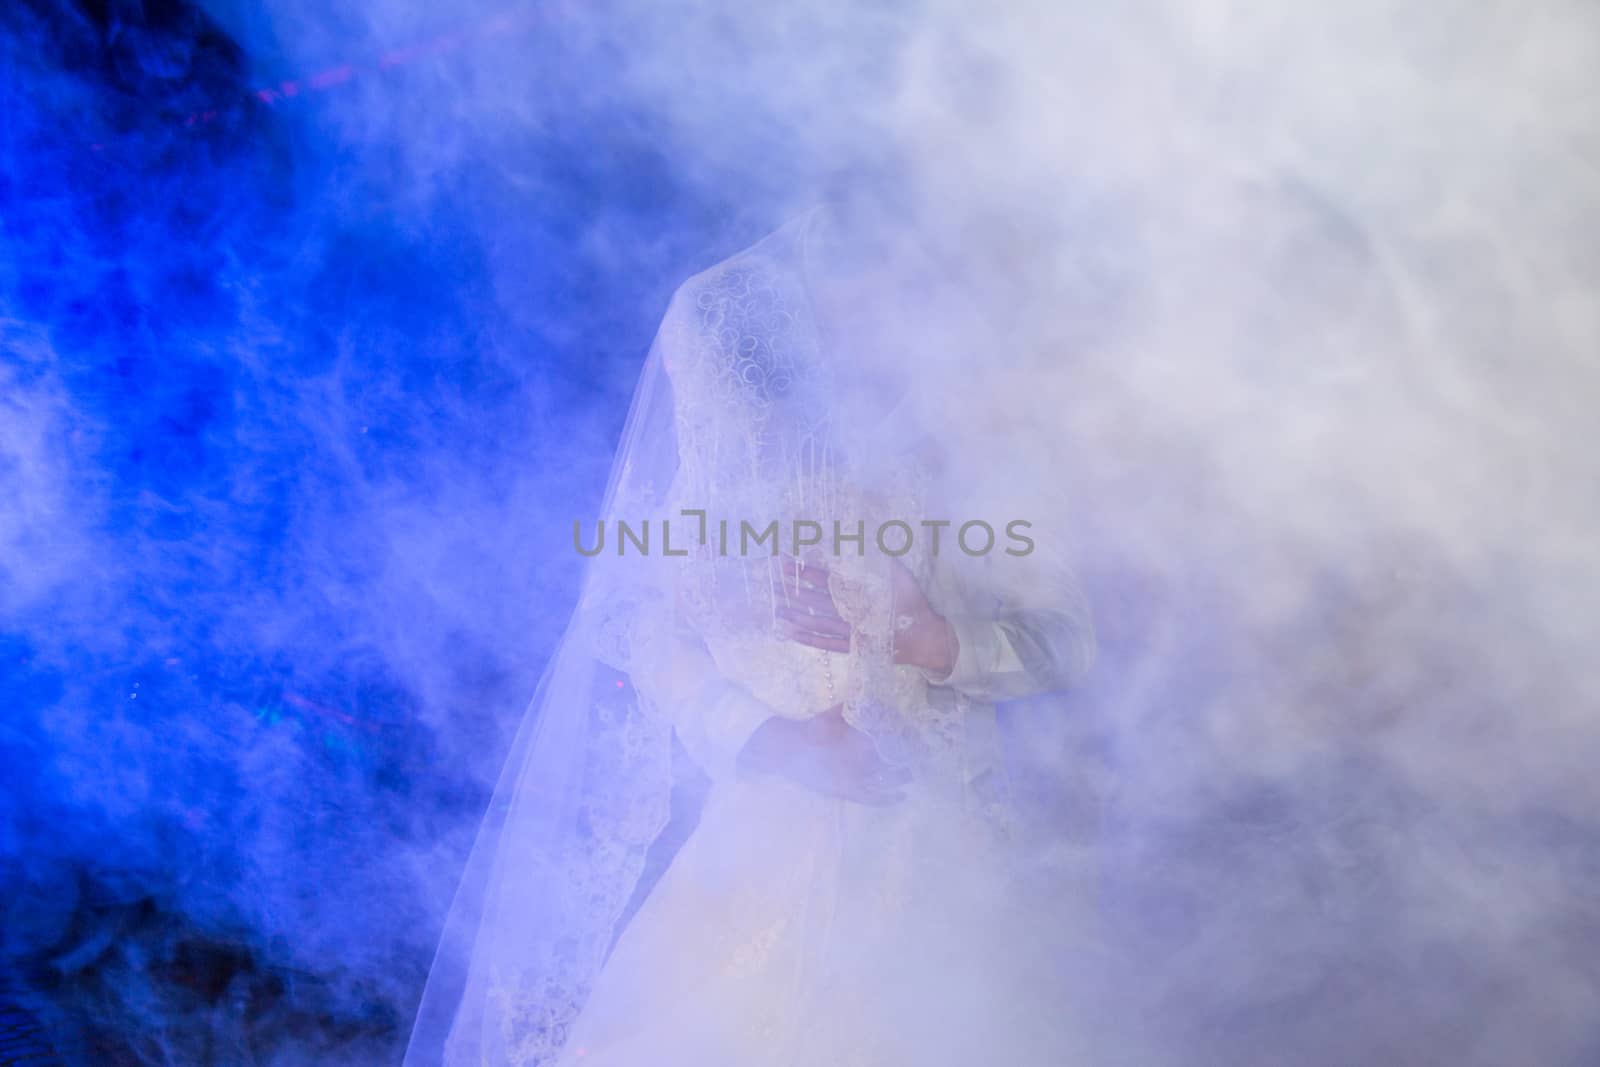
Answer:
[0, 2, 790, 1061]
[9, 2, 1598, 1065]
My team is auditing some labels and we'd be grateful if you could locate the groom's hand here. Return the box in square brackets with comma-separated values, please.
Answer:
[772, 554, 957, 677]
[736, 704, 911, 805]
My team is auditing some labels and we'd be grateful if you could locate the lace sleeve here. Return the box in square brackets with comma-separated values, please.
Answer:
[629, 615, 774, 782]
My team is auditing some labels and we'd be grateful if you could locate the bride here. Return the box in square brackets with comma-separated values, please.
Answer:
[405, 185, 1098, 1066]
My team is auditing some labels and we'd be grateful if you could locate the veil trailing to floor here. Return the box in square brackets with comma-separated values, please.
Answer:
[402, 320, 676, 1064]
[405, 209, 937, 1065]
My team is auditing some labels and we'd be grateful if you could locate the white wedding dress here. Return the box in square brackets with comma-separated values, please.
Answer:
[407, 209, 1097, 1067]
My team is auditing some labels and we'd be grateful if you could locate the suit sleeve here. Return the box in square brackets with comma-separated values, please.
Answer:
[919, 547, 1097, 702]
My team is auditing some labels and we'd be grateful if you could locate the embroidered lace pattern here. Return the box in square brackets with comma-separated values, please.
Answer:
[664, 247, 972, 789]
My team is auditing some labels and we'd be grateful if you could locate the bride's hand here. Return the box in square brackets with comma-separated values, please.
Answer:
[772, 554, 958, 677]
[735, 704, 911, 805]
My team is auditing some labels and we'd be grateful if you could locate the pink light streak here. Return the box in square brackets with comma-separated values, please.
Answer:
[180, 8, 545, 130]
